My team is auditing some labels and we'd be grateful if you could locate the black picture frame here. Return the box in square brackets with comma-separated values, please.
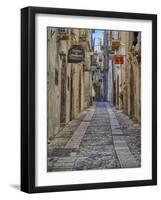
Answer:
[21, 6, 157, 193]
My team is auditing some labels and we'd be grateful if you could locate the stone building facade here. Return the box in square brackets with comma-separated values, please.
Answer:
[47, 28, 141, 141]
[47, 28, 93, 140]
[107, 30, 141, 123]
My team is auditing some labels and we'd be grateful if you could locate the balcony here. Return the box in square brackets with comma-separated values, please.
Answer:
[79, 30, 88, 41]
[57, 28, 69, 40]
[79, 30, 91, 51]
[111, 39, 120, 51]
[108, 49, 115, 59]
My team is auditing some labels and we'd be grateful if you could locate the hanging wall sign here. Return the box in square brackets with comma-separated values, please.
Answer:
[68, 45, 85, 63]
[114, 55, 124, 64]
[91, 64, 97, 72]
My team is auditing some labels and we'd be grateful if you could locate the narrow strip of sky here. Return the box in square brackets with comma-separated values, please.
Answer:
[93, 30, 104, 51]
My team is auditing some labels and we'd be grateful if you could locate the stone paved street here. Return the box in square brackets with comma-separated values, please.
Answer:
[48, 102, 141, 172]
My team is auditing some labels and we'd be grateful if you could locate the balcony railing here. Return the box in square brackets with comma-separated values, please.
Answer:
[57, 28, 69, 40]
[79, 30, 88, 42]
[111, 39, 120, 51]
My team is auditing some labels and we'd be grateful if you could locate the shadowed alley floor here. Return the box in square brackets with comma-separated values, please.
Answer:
[48, 102, 141, 172]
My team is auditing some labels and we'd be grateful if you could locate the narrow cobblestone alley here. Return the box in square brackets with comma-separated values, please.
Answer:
[48, 102, 141, 172]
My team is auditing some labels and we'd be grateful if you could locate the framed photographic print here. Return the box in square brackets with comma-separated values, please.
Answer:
[21, 6, 157, 193]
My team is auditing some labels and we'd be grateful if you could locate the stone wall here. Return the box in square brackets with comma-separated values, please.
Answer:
[110, 31, 141, 124]
[47, 27, 61, 139]
[47, 28, 93, 139]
